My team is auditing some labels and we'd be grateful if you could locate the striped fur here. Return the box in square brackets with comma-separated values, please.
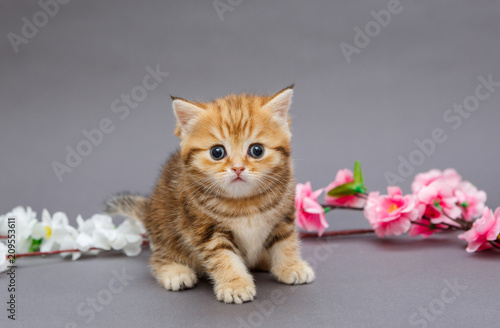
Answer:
[107, 86, 314, 304]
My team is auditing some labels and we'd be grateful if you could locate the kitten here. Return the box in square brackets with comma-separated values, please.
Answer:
[106, 85, 314, 304]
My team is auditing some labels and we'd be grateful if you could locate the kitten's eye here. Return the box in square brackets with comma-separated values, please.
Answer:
[248, 144, 264, 158]
[210, 146, 226, 160]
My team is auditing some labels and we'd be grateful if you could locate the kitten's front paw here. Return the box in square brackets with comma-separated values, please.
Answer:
[273, 261, 315, 285]
[215, 278, 256, 304]
[157, 263, 198, 291]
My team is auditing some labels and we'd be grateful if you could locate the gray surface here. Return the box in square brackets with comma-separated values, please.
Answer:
[1, 0, 500, 327]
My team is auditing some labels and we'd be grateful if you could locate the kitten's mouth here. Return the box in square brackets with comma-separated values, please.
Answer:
[232, 177, 245, 183]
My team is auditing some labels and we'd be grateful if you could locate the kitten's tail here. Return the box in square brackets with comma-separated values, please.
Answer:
[104, 193, 149, 222]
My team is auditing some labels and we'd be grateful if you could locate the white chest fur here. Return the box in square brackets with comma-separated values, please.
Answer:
[230, 215, 275, 268]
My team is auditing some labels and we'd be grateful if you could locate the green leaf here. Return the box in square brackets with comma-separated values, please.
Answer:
[353, 160, 364, 185]
[355, 184, 367, 194]
[327, 161, 367, 197]
[29, 238, 43, 253]
[327, 182, 361, 197]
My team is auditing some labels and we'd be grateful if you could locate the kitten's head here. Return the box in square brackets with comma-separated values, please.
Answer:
[172, 86, 294, 199]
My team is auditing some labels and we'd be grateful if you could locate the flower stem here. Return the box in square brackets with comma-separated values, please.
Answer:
[438, 210, 472, 230]
[10, 240, 150, 259]
[489, 241, 500, 250]
[421, 215, 469, 231]
[0, 235, 7, 239]
[412, 221, 454, 231]
[320, 205, 364, 211]
[299, 229, 374, 238]
[14, 247, 102, 259]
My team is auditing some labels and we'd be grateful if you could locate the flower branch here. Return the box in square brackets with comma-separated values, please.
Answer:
[295, 163, 500, 253]
[12, 240, 151, 259]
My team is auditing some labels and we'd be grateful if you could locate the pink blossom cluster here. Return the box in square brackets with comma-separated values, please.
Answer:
[408, 169, 486, 237]
[295, 168, 500, 253]
[296, 170, 366, 236]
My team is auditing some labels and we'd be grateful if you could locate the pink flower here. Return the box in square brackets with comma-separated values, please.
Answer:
[295, 182, 328, 236]
[364, 187, 419, 237]
[412, 169, 462, 194]
[455, 181, 487, 221]
[458, 207, 500, 253]
[408, 220, 449, 238]
[408, 205, 448, 238]
[324, 169, 366, 208]
[415, 180, 462, 226]
[411, 168, 488, 230]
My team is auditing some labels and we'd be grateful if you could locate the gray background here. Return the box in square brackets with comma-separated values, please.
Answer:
[1, 0, 499, 327]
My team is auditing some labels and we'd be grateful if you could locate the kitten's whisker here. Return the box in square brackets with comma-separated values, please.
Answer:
[258, 174, 287, 201]
[188, 178, 220, 205]
[180, 176, 212, 195]
[182, 176, 220, 207]
[253, 175, 281, 203]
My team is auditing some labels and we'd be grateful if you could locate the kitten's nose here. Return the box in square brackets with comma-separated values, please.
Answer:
[232, 166, 245, 176]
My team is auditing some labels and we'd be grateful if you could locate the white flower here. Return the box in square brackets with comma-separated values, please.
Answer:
[32, 210, 79, 260]
[0, 206, 38, 254]
[76, 214, 117, 253]
[76, 214, 145, 257]
[0, 242, 9, 273]
[110, 218, 145, 256]
[0, 207, 147, 263]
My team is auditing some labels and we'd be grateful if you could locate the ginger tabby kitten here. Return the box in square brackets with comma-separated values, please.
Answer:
[106, 85, 314, 304]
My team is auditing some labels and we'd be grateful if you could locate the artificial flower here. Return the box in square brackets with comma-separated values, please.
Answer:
[411, 168, 462, 194]
[295, 182, 328, 236]
[76, 214, 117, 253]
[324, 169, 366, 208]
[76, 214, 145, 256]
[364, 187, 419, 237]
[110, 218, 146, 256]
[415, 180, 462, 226]
[408, 220, 449, 238]
[408, 205, 448, 238]
[0, 206, 38, 254]
[458, 207, 500, 253]
[32, 210, 79, 260]
[455, 181, 487, 221]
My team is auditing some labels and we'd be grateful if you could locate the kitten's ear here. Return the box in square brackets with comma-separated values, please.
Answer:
[264, 85, 294, 124]
[171, 97, 203, 137]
